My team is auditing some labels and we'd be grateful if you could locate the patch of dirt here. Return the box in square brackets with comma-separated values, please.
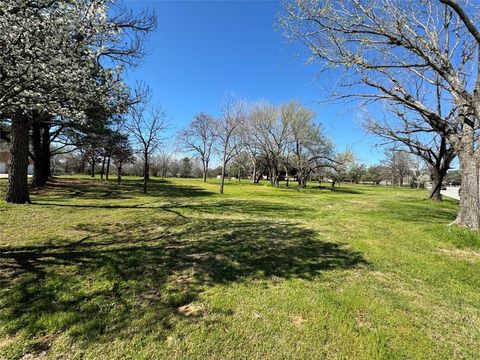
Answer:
[177, 303, 204, 317]
[290, 315, 306, 328]
[18, 333, 58, 360]
[354, 310, 374, 331]
[172, 273, 195, 286]
[0, 336, 15, 349]
[20, 352, 47, 360]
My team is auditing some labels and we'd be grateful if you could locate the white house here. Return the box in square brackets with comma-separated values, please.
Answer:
[0, 151, 34, 175]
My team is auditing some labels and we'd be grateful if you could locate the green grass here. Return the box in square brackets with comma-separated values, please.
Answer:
[0, 176, 479, 359]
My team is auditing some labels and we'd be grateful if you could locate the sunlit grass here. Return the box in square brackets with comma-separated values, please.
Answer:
[0, 176, 479, 359]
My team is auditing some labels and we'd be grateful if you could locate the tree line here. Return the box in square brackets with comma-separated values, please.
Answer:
[177, 99, 336, 193]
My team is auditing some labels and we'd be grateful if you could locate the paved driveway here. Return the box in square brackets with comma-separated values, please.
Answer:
[441, 187, 460, 200]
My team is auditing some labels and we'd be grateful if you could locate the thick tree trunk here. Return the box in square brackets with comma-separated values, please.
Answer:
[454, 153, 480, 229]
[429, 169, 446, 202]
[251, 160, 256, 184]
[5, 116, 31, 204]
[117, 166, 122, 184]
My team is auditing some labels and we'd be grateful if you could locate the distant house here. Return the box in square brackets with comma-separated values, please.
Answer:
[0, 151, 34, 175]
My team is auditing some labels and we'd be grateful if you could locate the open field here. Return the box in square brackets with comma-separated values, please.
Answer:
[0, 177, 479, 359]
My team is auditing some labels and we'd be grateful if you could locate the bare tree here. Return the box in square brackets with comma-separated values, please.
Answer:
[362, 89, 456, 200]
[281, 0, 480, 228]
[247, 102, 290, 187]
[329, 150, 356, 188]
[238, 113, 261, 184]
[152, 150, 174, 178]
[217, 98, 245, 194]
[411, 159, 430, 189]
[111, 135, 134, 184]
[128, 102, 167, 194]
[286, 101, 335, 188]
[177, 113, 216, 182]
[383, 148, 413, 187]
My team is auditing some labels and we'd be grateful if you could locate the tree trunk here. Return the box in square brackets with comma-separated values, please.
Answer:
[202, 159, 208, 183]
[91, 157, 95, 177]
[143, 155, 149, 194]
[106, 156, 111, 181]
[144, 151, 150, 181]
[117, 166, 122, 184]
[220, 161, 226, 194]
[5, 115, 31, 204]
[271, 166, 279, 187]
[454, 153, 480, 229]
[251, 160, 256, 184]
[429, 169, 446, 202]
[100, 155, 106, 180]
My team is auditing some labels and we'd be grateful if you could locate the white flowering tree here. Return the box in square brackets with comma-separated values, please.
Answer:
[0, 0, 155, 203]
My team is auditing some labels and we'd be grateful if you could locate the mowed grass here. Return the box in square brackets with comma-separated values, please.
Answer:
[0, 177, 479, 359]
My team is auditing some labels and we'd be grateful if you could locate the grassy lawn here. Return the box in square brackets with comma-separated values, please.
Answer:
[0, 177, 479, 359]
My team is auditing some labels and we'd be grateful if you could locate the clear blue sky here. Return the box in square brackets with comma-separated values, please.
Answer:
[124, 0, 382, 164]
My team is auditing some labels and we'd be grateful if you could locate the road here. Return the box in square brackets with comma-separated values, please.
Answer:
[441, 187, 460, 200]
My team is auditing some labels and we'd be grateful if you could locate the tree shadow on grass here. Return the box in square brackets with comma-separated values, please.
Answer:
[328, 187, 365, 195]
[0, 216, 368, 357]
[32, 177, 216, 202]
[32, 198, 310, 219]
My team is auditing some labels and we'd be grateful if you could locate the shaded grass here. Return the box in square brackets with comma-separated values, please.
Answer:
[0, 176, 479, 359]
